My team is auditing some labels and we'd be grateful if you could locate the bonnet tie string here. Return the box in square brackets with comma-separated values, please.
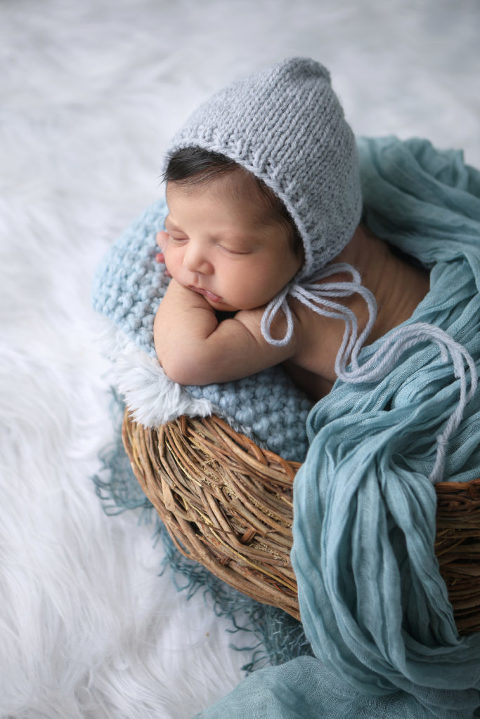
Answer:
[261, 262, 477, 484]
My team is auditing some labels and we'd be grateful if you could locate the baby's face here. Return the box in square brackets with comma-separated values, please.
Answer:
[160, 170, 302, 312]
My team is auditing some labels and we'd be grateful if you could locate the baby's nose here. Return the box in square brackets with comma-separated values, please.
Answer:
[183, 245, 212, 274]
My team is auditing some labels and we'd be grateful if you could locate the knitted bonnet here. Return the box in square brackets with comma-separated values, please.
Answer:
[163, 57, 362, 283]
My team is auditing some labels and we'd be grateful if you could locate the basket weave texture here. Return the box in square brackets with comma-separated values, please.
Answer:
[122, 411, 480, 635]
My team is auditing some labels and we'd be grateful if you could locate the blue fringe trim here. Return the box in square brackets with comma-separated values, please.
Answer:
[91, 390, 313, 673]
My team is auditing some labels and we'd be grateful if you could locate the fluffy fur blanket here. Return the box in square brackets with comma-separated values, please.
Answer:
[1, 1, 479, 717]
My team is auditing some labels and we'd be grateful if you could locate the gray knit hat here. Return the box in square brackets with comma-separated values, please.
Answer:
[163, 57, 362, 281]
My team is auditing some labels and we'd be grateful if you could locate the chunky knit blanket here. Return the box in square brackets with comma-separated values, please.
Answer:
[195, 137, 480, 718]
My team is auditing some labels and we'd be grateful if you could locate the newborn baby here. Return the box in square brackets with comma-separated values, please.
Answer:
[155, 148, 428, 400]
[154, 58, 428, 400]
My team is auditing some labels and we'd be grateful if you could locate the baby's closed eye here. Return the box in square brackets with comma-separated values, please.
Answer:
[218, 244, 252, 256]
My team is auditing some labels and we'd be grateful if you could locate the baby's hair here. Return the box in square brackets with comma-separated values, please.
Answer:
[163, 146, 303, 258]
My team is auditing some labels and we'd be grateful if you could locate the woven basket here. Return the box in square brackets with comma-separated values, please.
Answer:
[122, 410, 480, 635]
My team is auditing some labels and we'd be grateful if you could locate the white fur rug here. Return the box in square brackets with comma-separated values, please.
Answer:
[1, 1, 479, 717]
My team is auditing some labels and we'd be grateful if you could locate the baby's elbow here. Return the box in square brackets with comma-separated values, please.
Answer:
[160, 352, 212, 386]
[154, 331, 203, 385]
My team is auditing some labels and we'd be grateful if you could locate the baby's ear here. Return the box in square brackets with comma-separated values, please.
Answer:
[156, 230, 168, 248]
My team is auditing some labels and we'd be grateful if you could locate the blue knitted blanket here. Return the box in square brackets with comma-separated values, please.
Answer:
[195, 137, 480, 718]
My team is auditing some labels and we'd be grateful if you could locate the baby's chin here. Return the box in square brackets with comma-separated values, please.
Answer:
[205, 296, 238, 313]
[206, 294, 266, 314]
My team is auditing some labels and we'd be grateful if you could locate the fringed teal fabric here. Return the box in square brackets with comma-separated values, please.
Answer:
[92, 392, 152, 517]
[91, 391, 313, 672]
[196, 137, 480, 718]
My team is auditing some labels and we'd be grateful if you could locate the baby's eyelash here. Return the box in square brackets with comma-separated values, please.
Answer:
[218, 244, 250, 255]
[167, 233, 188, 243]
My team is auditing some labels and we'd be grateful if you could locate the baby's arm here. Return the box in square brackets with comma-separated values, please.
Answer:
[154, 280, 296, 385]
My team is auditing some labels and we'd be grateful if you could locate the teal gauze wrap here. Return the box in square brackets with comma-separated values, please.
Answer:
[195, 137, 480, 718]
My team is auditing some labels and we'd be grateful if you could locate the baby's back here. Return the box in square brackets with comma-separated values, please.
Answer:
[285, 226, 430, 400]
